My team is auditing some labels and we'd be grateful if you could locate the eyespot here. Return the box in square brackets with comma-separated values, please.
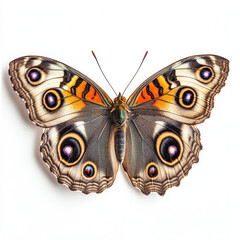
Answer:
[146, 162, 160, 180]
[43, 89, 63, 111]
[195, 66, 214, 83]
[82, 161, 97, 180]
[58, 132, 85, 166]
[176, 87, 197, 109]
[26, 68, 44, 85]
[156, 132, 183, 166]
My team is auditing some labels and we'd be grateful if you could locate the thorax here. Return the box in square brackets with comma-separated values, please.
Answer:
[110, 94, 128, 163]
[111, 94, 128, 127]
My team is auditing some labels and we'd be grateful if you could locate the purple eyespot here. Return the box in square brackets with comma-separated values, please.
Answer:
[58, 132, 85, 166]
[200, 67, 212, 80]
[168, 145, 178, 158]
[182, 90, 194, 106]
[148, 165, 158, 178]
[60, 137, 81, 164]
[83, 164, 95, 178]
[156, 132, 183, 166]
[176, 87, 196, 109]
[184, 92, 192, 102]
[160, 136, 180, 163]
[62, 146, 73, 157]
[43, 89, 63, 111]
[28, 69, 41, 82]
[45, 92, 58, 108]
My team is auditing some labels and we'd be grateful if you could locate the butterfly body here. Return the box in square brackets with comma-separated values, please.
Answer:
[9, 54, 229, 195]
[111, 94, 128, 126]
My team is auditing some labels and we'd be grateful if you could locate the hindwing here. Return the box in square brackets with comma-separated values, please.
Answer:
[122, 115, 202, 195]
[40, 115, 118, 193]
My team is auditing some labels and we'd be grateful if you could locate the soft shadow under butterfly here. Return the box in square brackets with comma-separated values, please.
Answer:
[9, 53, 229, 195]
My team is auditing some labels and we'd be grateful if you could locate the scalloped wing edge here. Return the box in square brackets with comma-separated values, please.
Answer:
[126, 125, 202, 195]
[40, 129, 114, 194]
[8, 63, 44, 126]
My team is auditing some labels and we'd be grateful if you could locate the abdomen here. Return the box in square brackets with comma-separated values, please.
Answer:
[114, 126, 126, 163]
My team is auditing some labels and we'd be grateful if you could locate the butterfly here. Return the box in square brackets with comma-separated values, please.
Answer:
[8, 54, 229, 195]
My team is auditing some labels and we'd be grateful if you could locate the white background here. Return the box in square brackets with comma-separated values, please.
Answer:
[0, 0, 239, 239]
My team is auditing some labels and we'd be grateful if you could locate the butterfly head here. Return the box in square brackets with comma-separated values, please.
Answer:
[111, 93, 128, 126]
[113, 92, 126, 103]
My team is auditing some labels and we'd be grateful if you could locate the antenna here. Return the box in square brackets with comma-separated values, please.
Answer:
[122, 51, 148, 96]
[92, 51, 117, 96]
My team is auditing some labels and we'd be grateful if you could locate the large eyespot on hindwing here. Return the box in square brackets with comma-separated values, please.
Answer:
[81, 161, 97, 180]
[156, 132, 183, 166]
[57, 132, 85, 166]
[43, 89, 63, 111]
[195, 66, 214, 84]
[26, 67, 45, 85]
[146, 162, 160, 180]
[175, 87, 197, 109]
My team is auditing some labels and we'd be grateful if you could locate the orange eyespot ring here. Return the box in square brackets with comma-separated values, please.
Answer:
[195, 66, 214, 84]
[43, 89, 62, 111]
[176, 87, 197, 109]
[81, 161, 97, 180]
[26, 68, 45, 85]
[58, 132, 85, 166]
[146, 162, 160, 180]
[156, 132, 183, 166]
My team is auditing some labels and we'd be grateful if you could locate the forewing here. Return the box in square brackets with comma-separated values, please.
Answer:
[9, 56, 113, 127]
[127, 55, 229, 124]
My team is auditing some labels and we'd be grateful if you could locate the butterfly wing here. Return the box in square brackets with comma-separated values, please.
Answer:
[127, 55, 229, 124]
[122, 115, 201, 195]
[123, 55, 229, 194]
[9, 56, 112, 127]
[9, 56, 118, 193]
[41, 116, 118, 193]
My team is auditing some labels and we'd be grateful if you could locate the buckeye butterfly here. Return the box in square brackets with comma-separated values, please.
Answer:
[8, 54, 229, 194]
